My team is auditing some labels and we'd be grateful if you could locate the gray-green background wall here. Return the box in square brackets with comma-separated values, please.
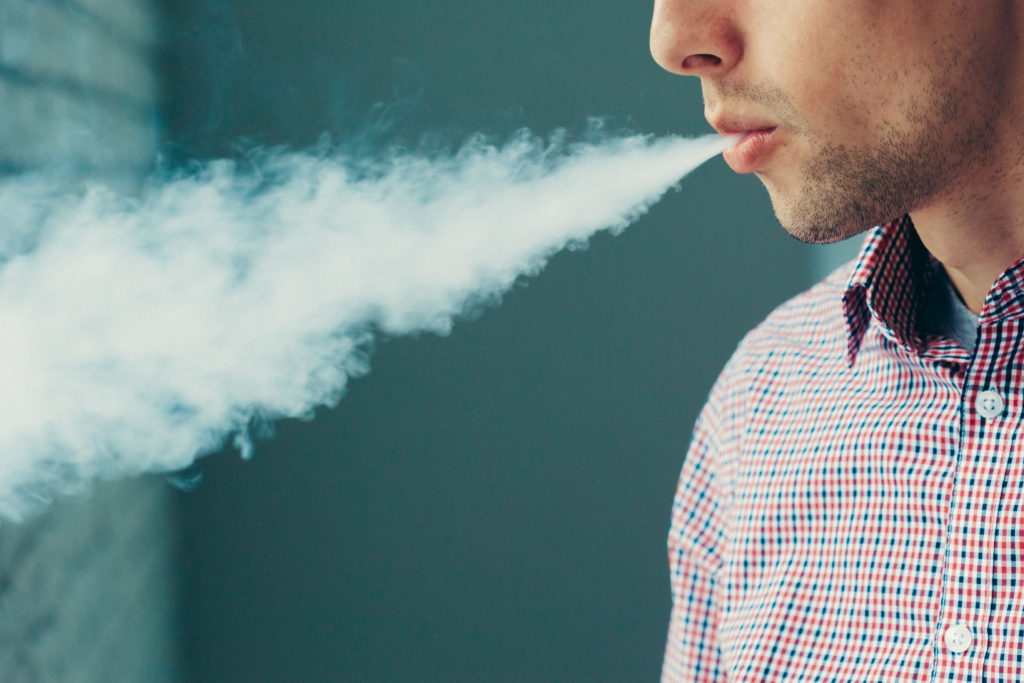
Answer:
[161, 2, 829, 681]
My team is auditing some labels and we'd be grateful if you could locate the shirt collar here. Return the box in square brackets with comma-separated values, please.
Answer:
[843, 216, 934, 366]
[843, 215, 1024, 366]
[979, 249, 1024, 323]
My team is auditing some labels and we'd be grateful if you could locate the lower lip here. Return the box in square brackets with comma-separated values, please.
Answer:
[722, 128, 778, 174]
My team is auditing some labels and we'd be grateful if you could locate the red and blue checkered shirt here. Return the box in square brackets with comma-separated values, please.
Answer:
[663, 215, 1024, 681]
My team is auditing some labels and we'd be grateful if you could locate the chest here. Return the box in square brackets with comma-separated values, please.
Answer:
[719, 326, 1024, 681]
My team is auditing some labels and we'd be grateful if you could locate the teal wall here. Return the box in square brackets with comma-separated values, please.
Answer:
[161, 2, 810, 680]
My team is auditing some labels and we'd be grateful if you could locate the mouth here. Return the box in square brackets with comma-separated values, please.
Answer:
[710, 120, 779, 174]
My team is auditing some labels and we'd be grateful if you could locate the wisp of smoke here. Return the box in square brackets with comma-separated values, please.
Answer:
[0, 129, 734, 521]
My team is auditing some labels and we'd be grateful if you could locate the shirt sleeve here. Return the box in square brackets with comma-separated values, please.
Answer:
[661, 378, 734, 682]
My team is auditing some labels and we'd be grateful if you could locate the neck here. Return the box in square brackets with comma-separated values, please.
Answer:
[910, 157, 1024, 316]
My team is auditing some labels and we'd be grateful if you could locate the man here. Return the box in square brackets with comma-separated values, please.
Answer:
[650, 1, 1024, 681]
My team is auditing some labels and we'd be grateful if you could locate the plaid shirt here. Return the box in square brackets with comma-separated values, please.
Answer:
[663, 216, 1024, 682]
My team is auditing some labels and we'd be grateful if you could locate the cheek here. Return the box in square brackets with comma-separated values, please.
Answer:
[798, 54, 899, 149]
[778, 4, 912, 137]
[746, 4, 911, 149]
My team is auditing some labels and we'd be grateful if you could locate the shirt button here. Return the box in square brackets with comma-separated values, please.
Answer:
[944, 623, 974, 654]
[976, 389, 1004, 419]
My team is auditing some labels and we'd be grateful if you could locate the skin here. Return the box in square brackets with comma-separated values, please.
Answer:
[650, 0, 1024, 313]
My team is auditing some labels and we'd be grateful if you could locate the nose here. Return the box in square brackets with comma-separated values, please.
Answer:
[650, 0, 741, 78]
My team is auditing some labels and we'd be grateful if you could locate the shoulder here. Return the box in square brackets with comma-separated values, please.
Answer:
[742, 259, 852, 359]
[710, 259, 855, 407]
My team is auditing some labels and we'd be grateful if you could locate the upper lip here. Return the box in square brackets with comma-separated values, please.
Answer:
[707, 115, 777, 137]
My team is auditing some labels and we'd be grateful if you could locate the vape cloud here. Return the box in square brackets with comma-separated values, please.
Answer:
[0, 129, 732, 521]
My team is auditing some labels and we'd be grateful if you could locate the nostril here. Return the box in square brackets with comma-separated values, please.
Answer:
[682, 54, 722, 70]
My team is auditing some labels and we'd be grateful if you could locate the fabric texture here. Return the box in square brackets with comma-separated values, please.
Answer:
[663, 215, 1024, 682]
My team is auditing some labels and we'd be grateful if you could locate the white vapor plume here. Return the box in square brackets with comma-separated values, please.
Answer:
[0, 129, 733, 521]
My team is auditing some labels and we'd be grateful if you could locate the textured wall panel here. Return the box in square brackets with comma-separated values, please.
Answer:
[0, 0, 159, 174]
[0, 479, 177, 682]
[0, 0, 174, 680]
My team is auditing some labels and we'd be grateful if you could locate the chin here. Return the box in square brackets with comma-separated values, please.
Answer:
[767, 183, 879, 245]
[776, 206, 872, 244]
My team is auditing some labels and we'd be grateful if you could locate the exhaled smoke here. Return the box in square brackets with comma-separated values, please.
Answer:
[0, 129, 733, 521]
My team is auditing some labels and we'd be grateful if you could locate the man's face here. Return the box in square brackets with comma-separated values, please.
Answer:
[650, 1, 1018, 243]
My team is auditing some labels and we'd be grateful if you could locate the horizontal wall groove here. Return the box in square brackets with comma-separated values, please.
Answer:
[0, 62, 155, 121]
[35, 0, 157, 52]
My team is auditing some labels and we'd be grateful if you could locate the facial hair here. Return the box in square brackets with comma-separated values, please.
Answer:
[710, 76, 996, 245]
[783, 90, 994, 245]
